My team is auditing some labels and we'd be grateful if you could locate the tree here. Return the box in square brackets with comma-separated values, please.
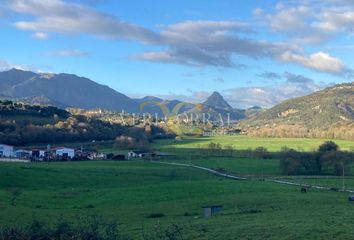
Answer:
[318, 141, 339, 153]
[254, 147, 269, 159]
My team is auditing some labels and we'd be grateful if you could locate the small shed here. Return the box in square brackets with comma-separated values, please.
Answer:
[202, 205, 223, 217]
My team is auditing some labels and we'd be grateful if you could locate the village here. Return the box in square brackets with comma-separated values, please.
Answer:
[0, 143, 172, 162]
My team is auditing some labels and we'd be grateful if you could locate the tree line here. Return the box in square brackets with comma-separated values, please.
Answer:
[246, 123, 354, 141]
[280, 141, 354, 176]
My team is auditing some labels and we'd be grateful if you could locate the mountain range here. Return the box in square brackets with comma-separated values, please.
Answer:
[1, 68, 353, 139]
[0, 69, 247, 119]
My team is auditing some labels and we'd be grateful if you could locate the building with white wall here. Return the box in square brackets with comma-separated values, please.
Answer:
[0, 144, 14, 157]
[55, 147, 75, 159]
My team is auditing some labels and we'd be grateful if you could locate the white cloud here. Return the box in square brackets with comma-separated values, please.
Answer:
[314, 8, 354, 33]
[279, 51, 345, 73]
[256, 1, 354, 44]
[46, 49, 89, 57]
[0, 59, 41, 72]
[32, 32, 48, 40]
[136, 20, 299, 68]
[8, 0, 159, 43]
[0, 60, 12, 71]
[224, 75, 331, 108]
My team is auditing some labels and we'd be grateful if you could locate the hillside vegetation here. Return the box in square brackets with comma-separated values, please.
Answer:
[0, 100, 168, 146]
[239, 83, 354, 140]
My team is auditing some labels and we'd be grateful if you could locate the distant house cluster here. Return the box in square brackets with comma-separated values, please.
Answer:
[0, 144, 107, 161]
[0, 144, 175, 162]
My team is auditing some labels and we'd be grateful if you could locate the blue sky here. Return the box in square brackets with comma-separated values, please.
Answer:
[0, 0, 353, 108]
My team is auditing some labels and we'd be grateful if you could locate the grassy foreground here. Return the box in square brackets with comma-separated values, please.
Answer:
[1, 160, 354, 239]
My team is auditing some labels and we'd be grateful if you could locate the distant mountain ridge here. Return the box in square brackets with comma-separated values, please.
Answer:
[0, 69, 139, 112]
[0, 69, 250, 121]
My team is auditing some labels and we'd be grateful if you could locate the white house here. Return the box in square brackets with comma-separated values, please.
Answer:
[0, 144, 14, 157]
[55, 147, 75, 159]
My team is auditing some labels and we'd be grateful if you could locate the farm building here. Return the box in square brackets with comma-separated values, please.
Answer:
[127, 150, 156, 159]
[15, 149, 31, 159]
[55, 147, 75, 159]
[0, 144, 14, 157]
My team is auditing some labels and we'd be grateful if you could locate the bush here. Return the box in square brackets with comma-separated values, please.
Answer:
[145, 213, 165, 219]
[0, 215, 131, 240]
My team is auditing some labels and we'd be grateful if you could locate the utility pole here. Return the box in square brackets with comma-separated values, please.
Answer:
[342, 162, 345, 191]
[261, 157, 264, 181]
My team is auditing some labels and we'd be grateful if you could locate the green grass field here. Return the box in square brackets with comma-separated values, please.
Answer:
[1, 160, 354, 239]
[1, 136, 354, 239]
[153, 135, 354, 152]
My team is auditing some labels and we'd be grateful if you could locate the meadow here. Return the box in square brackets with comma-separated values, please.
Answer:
[1, 160, 354, 239]
[153, 135, 354, 152]
[1, 135, 354, 239]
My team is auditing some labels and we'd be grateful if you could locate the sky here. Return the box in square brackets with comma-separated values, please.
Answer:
[0, 0, 353, 108]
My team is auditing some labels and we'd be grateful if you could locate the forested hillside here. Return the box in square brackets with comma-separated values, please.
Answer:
[0, 100, 168, 145]
[239, 83, 354, 140]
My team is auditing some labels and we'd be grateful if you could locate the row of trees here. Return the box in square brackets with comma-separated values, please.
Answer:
[191, 142, 272, 159]
[280, 141, 354, 175]
[246, 123, 354, 141]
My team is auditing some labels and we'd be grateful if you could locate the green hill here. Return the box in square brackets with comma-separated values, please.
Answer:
[0, 100, 159, 146]
[239, 82, 354, 140]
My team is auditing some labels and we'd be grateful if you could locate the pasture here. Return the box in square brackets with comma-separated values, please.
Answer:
[153, 135, 354, 152]
[1, 160, 354, 239]
[1, 136, 354, 239]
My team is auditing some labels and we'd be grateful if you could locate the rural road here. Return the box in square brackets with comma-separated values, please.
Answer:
[152, 160, 354, 194]
[152, 161, 247, 180]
